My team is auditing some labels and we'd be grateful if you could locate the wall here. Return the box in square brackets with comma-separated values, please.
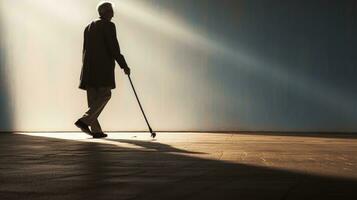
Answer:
[0, 3, 13, 131]
[0, 0, 356, 132]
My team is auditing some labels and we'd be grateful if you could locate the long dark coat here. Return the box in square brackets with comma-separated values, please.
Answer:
[79, 19, 128, 90]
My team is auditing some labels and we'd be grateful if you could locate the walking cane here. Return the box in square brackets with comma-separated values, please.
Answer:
[127, 75, 156, 138]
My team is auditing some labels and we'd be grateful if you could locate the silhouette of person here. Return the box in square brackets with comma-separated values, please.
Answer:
[75, 1, 130, 138]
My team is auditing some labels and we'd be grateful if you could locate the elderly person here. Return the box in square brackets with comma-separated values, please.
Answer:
[75, 1, 130, 138]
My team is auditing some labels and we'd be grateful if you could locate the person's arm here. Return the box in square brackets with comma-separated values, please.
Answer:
[104, 22, 129, 70]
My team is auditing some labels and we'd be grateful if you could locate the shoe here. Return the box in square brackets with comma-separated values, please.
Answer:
[75, 119, 92, 135]
[92, 132, 108, 138]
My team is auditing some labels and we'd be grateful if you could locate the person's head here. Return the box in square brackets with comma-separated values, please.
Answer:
[97, 1, 114, 20]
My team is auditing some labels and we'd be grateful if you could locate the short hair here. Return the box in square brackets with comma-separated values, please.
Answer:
[97, 1, 114, 17]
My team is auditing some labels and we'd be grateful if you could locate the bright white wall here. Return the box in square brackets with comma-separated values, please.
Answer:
[1, 0, 224, 131]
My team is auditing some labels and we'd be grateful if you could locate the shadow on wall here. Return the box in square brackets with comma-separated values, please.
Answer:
[0, 133, 356, 199]
[154, 0, 357, 131]
[0, 13, 13, 132]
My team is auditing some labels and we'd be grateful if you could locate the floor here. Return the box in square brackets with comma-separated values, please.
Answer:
[0, 132, 356, 200]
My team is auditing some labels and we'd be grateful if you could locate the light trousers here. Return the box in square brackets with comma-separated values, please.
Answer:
[80, 87, 111, 133]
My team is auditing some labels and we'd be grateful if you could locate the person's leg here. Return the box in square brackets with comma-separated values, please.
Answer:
[86, 88, 103, 133]
[92, 87, 112, 132]
[79, 88, 97, 126]
[75, 88, 97, 134]
[90, 120, 102, 133]
[80, 87, 111, 131]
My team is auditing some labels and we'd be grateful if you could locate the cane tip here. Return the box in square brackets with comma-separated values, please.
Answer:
[151, 132, 156, 138]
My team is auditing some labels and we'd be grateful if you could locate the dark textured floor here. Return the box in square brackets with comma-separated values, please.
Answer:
[0, 132, 356, 200]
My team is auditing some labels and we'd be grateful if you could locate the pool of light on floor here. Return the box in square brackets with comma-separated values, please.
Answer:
[15, 132, 157, 150]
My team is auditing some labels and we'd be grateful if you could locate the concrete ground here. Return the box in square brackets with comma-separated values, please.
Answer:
[0, 132, 356, 200]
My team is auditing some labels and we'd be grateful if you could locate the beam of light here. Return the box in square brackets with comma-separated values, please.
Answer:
[116, 0, 357, 118]
[1, 0, 208, 131]
[28, 0, 91, 26]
